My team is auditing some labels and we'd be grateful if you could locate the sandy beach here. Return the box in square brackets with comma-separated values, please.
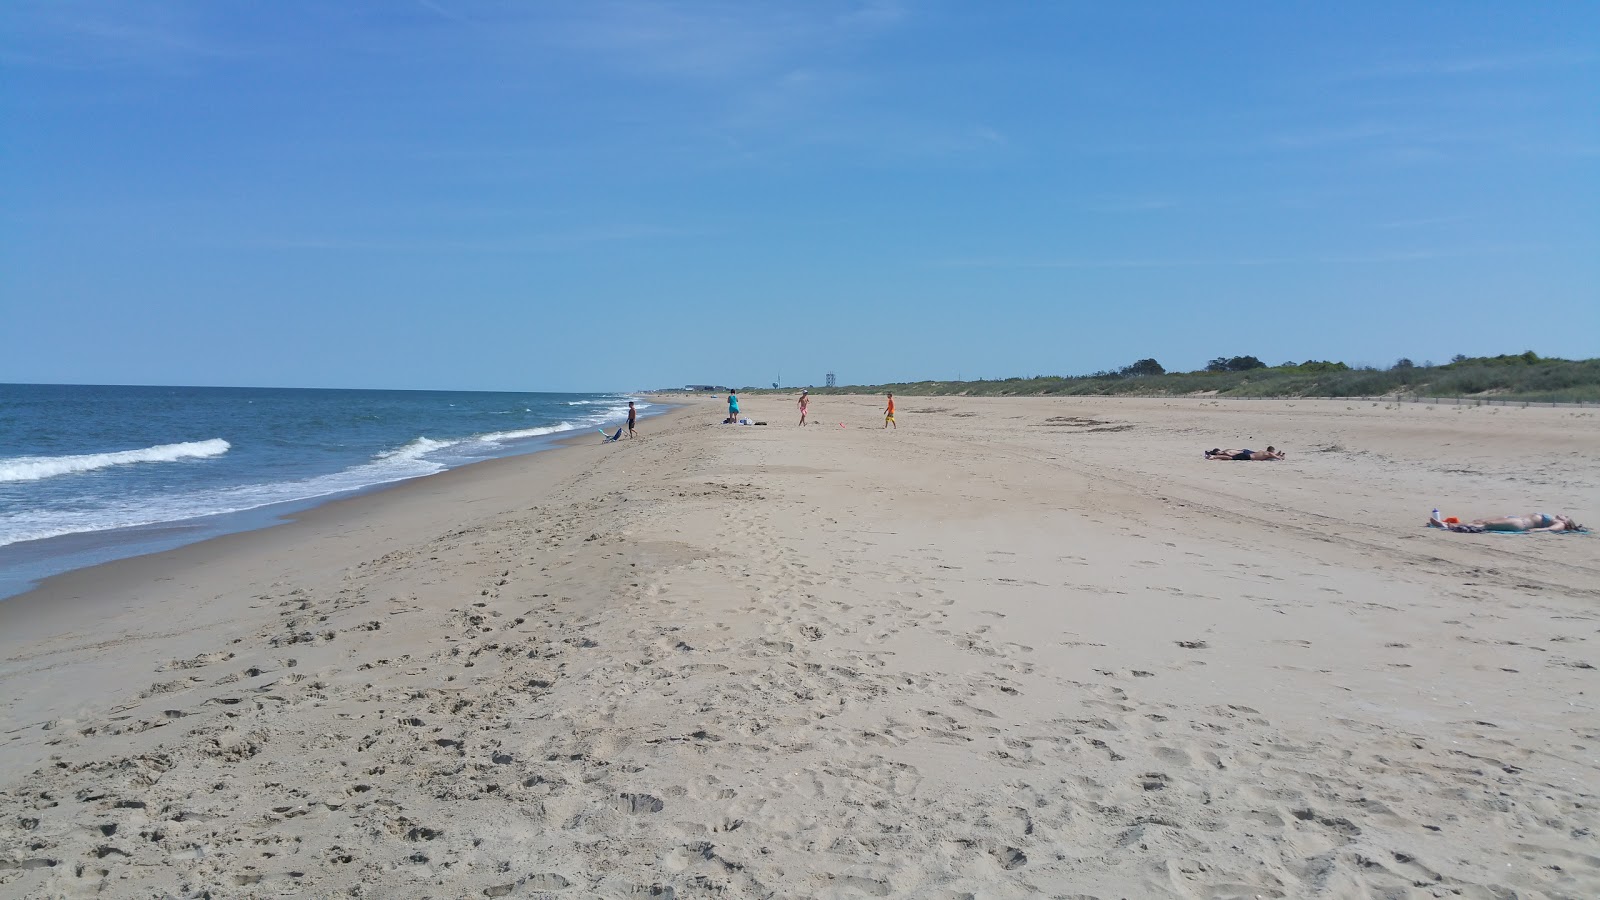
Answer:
[2, 394, 1597, 899]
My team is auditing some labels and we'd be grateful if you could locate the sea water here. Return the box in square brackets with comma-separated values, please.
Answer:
[0, 384, 654, 598]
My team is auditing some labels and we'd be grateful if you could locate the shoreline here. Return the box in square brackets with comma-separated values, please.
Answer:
[0, 402, 683, 602]
[2, 394, 1596, 897]
[0, 401, 696, 637]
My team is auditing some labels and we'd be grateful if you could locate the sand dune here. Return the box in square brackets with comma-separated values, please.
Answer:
[3, 395, 1597, 898]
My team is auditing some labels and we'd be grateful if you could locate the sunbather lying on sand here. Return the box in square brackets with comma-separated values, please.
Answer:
[1205, 446, 1285, 460]
[1427, 512, 1585, 533]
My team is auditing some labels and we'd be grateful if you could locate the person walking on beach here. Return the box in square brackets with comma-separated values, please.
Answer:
[883, 392, 896, 429]
[797, 390, 810, 426]
[627, 401, 638, 439]
[727, 391, 739, 424]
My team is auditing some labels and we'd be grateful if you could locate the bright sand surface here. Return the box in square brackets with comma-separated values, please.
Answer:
[3, 395, 1598, 899]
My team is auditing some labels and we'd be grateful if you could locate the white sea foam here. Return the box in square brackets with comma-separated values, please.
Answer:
[562, 398, 652, 425]
[0, 398, 657, 549]
[378, 437, 459, 460]
[0, 437, 451, 547]
[567, 397, 648, 406]
[474, 422, 582, 444]
[480, 401, 650, 443]
[0, 439, 231, 484]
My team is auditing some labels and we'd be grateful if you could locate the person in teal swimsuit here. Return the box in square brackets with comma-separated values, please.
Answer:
[1427, 512, 1583, 533]
[727, 392, 739, 423]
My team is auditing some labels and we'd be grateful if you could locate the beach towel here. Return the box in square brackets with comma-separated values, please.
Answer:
[1424, 524, 1589, 536]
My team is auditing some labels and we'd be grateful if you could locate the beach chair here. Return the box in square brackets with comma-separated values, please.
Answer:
[600, 427, 623, 442]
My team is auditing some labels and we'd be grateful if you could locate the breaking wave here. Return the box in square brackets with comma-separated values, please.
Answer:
[0, 439, 231, 484]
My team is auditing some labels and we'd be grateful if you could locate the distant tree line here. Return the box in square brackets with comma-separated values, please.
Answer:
[1093, 354, 1330, 377]
[1206, 356, 1266, 373]
[771, 351, 1597, 403]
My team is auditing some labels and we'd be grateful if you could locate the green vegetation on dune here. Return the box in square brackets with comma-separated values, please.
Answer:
[751, 353, 1600, 403]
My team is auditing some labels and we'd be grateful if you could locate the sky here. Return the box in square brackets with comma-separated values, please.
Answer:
[2, 1, 1597, 392]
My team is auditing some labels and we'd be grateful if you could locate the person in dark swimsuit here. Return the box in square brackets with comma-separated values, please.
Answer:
[627, 401, 638, 439]
[1205, 446, 1285, 460]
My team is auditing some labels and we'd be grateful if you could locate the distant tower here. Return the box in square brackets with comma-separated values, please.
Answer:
[825, 372, 836, 388]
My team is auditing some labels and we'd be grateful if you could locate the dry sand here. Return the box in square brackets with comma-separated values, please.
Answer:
[2, 395, 1598, 899]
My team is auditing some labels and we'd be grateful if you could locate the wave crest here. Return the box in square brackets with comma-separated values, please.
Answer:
[0, 439, 232, 484]
[475, 423, 581, 444]
[378, 437, 459, 460]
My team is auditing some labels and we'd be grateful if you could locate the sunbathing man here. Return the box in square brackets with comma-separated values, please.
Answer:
[1205, 446, 1285, 460]
[1427, 512, 1584, 533]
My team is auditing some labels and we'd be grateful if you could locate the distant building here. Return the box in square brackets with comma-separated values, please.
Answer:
[685, 385, 730, 392]
[825, 372, 836, 388]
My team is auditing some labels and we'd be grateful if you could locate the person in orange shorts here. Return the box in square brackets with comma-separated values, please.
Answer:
[883, 392, 896, 429]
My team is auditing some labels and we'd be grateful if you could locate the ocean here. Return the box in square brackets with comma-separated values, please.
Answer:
[0, 384, 654, 599]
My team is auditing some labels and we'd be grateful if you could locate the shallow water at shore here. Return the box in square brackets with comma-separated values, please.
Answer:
[0, 383, 653, 597]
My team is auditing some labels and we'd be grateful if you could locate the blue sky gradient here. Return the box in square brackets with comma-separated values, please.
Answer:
[3, 1, 1596, 390]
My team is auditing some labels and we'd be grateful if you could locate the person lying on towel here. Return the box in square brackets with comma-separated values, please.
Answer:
[1204, 446, 1285, 460]
[1427, 512, 1584, 533]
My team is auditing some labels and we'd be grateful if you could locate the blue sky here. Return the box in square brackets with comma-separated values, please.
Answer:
[3, 1, 1596, 391]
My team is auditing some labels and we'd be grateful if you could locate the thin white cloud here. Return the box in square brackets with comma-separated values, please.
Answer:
[1332, 48, 1595, 82]
[1511, 140, 1600, 158]
[972, 126, 1007, 146]
[934, 246, 1521, 270]
[834, 0, 906, 30]
[874, 123, 1011, 158]
[1371, 146, 1451, 166]
[1085, 197, 1179, 213]
[0, 3, 248, 71]
[224, 223, 705, 254]
[1375, 215, 1466, 229]
[1270, 122, 1396, 150]
[415, 0, 471, 24]
[534, 1, 905, 80]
